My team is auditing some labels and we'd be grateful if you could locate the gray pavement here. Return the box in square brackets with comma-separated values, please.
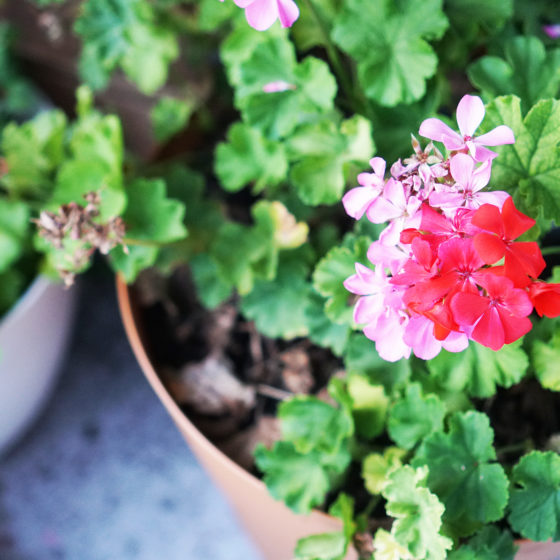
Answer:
[0, 269, 261, 560]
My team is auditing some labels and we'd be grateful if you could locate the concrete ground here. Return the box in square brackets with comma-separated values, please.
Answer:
[0, 268, 261, 560]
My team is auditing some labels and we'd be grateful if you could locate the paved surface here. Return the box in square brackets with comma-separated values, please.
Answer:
[0, 268, 261, 560]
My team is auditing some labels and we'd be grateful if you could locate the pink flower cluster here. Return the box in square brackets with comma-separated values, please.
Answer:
[343, 95, 560, 362]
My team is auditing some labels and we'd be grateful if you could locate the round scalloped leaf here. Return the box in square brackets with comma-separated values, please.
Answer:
[508, 451, 560, 542]
[413, 411, 509, 536]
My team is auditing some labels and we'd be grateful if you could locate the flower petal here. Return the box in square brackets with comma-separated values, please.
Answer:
[456, 95, 485, 137]
[471, 307, 505, 350]
[476, 125, 515, 146]
[277, 0, 299, 27]
[418, 118, 461, 145]
[244, 0, 278, 30]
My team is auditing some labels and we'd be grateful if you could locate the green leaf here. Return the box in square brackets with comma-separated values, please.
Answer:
[532, 332, 560, 391]
[190, 254, 233, 309]
[1, 110, 67, 198]
[287, 116, 374, 206]
[343, 333, 411, 395]
[447, 526, 517, 560]
[427, 340, 529, 398]
[279, 396, 353, 455]
[235, 37, 337, 139]
[312, 236, 370, 325]
[254, 442, 332, 514]
[468, 37, 560, 113]
[293, 493, 355, 560]
[50, 109, 126, 219]
[240, 257, 311, 339]
[388, 383, 446, 450]
[443, 0, 513, 38]
[382, 466, 453, 560]
[0, 199, 30, 273]
[508, 451, 560, 542]
[362, 447, 406, 495]
[294, 532, 346, 560]
[413, 411, 509, 536]
[304, 292, 351, 357]
[347, 375, 389, 439]
[372, 528, 414, 560]
[74, 0, 178, 93]
[109, 178, 186, 282]
[332, 0, 448, 106]
[482, 96, 560, 225]
[121, 178, 187, 242]
[215, 122, 288, 193]
[150, 96, 195, 143]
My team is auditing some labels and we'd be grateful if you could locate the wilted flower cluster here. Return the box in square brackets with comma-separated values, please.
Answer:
[34, 191, 126, 286]
[343, 95, 560, 362]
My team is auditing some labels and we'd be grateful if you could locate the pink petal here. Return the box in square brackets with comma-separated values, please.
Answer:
[470, 159, 492, 192]
[450, 153, 475, 186]
[234, 0, 254, 8]
[472, 145, 498, 162]
[354, 295, 384, 325]
[441, 331, 469, 353]
[472, 307, 505, 351]
[277, 0, 299, 27]
[343, 263, 378, 294]
[369, 157, 386, 177]
[244, 0, 278, 30]
[456, 95, 485, 138]
[476, 125, 515, 146]
[342, 186, 379, 220]
[419, 118, 461, 146]
[404, 315, 442, 360]
[367, 197, 402, 223]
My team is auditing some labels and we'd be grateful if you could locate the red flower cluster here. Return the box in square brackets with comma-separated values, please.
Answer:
[395, 197, 560, 351]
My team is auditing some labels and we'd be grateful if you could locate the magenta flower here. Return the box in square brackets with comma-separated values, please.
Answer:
[419, 95, 515, 162]
[233, 0, 299, 31]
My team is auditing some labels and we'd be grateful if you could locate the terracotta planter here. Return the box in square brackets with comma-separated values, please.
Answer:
[116, 276, 560, 560]
[0, 276, 77, 454]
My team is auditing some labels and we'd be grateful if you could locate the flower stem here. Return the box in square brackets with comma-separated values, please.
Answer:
[541, 245, 560, 256]
[300, 0, 355, 107]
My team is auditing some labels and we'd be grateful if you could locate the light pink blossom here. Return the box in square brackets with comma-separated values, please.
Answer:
[419, 95, 515, 162]
[342, 157, 386, 220]
[233, 0, 299, 31]
[262, 81, 297, 93]
[429, 154, 509, 211]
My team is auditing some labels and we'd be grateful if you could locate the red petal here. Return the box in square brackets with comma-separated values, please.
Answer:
[471, 203, 504, 236]
[506, 242, 546, 279]
[474, 232, 506, 265]
[497, 307, 532, 344]
[530, 283, 560, 318]
[472, 308, 505, 350]
[450, 291, 489, 326]
[501, 197, 536, 240]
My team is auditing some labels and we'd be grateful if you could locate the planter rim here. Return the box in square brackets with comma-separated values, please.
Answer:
[0, 275, 61, 330]
[115, 274, 340, 526]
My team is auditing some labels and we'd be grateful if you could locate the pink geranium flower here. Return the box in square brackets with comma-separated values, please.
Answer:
[233, 0, 299, 31]
[419, 95, 515, 162]
[342, 157, 386, 220]
[429, 153, 509, 211]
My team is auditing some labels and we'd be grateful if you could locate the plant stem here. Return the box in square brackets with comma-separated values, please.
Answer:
[300, 0, 355, 107]
[541, 245, 560, 256]
[496, 441, 531, 457]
